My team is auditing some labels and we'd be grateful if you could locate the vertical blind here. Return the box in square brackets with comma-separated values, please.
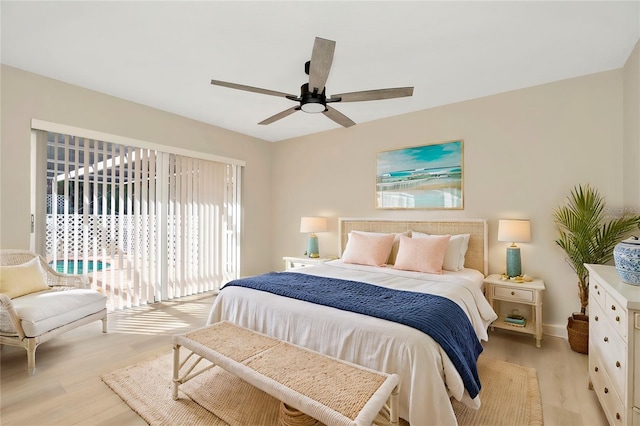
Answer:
[38, 130, 241, 310]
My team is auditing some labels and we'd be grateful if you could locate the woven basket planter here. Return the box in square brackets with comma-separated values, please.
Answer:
[567, 313, 589, 354]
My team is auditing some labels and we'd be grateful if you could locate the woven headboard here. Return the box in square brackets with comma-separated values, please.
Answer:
[338, 218, 488, 276]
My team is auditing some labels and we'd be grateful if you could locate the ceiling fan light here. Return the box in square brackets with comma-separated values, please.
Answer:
[300, 101, 326, 114]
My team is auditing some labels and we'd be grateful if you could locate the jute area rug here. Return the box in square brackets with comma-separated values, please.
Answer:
[101, 353, 542, 426]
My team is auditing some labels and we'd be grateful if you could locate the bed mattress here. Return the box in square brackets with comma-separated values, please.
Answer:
[207, 260, 497, 425]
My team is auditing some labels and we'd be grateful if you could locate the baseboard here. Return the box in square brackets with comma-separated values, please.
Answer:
[543, 323, 568, 339]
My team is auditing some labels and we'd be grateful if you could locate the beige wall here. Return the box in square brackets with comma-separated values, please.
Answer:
[272, 69, 625, 336]
[0, 65, 273, 277]
[623, 40, 640, 207]
[2, 56, 636, 336]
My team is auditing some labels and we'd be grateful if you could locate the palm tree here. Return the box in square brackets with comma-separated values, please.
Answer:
[553, 184, 640, 314]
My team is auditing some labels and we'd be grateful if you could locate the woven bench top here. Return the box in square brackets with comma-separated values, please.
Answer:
[174, 321, 400, 426]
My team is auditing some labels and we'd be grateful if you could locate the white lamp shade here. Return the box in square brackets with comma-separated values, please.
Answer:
[498, 219, 531, 243]
[300, 217, 327, 233]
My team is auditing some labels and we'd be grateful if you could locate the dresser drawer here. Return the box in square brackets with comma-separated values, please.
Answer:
[590, 349, 627, 425]
[492, 286, 534, 302]
[591, 302, 628, 400]
[591, 275, 607, 309]
[634, 316, 640, 410]
[605, 292, 628, 340]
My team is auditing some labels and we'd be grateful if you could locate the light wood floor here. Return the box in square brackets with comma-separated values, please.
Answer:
[1, 293, 607, 426]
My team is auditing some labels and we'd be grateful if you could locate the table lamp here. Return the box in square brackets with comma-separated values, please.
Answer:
[300, 217, 327, 258]
[498, 219, 531, 278]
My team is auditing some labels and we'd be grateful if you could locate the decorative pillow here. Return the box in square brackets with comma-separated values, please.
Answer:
[456, 234, 471, 270]
[347, 230, 410, 265]
[0, 257, 49, 299]
[413, 232, 470, 271]
[342, 231, 396, 267]
[394, 234, 451, 274]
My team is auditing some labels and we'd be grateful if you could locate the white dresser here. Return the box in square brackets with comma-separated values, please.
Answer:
[586, 264, 640, 426]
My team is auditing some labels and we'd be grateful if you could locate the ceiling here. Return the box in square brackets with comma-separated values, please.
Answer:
[2, 1, 639, 142]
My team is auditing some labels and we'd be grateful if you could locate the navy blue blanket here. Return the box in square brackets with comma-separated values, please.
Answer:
[223, 271, 483, 398]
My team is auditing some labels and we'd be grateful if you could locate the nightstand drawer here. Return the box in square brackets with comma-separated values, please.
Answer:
[282, 256, 335, 271]
[493, 286, 534, 302]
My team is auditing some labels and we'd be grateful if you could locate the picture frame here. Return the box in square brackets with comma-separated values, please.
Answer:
[376, 139, 464, 209]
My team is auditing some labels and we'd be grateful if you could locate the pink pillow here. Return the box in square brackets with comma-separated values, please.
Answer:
[342, 231, 396, 267]
[413, 232, 470, 271]
[394, 234, 451, 274]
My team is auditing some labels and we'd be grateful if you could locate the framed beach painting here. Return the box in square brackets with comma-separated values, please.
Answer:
[376, 140, 463, 209]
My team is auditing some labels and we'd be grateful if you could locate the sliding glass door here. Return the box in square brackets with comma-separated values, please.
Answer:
[33, 129, 241, 310]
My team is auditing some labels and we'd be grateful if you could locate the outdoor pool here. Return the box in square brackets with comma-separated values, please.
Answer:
[49, 260, 110, 274]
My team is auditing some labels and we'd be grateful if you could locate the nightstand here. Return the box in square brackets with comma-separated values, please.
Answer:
[282, 256, 334, 270]
[484, 274, 545, 348]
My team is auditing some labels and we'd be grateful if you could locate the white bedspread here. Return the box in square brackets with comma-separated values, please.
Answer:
[207, 260, 497, 425]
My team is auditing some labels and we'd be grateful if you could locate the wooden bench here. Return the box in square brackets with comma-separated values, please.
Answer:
[172, 321, 400, 426]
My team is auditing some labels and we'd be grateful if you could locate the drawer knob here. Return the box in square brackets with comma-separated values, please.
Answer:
[615, 315, 620, 322]
[611, 305, 616, 311]
[616, 361, 621, 368]
[616, 413, 621, 420]
[511, 291, 515, 296]
[604, 387, 609, 394]
[604, 336, 609, 342]
[595, 316, 599, 321]
[597, 291, 601, 295]
[594, 366, 599, 372]
[595, 284, 598, 289]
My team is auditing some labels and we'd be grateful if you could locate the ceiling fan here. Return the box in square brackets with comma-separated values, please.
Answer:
[211, 37, 414, 128]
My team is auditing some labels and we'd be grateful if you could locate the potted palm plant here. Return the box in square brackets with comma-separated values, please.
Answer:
[553, 184, 640, 353]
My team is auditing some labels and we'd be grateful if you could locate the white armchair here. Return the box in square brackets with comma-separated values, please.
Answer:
[0, 250, 107, 373]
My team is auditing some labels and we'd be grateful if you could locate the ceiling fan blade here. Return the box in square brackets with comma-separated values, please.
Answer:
[323, 106, 356, 128]
[211, 79, 295, 98]
[258, 107, 299, 125]
[308, 37, 336, 93]
[330, 87, 414, 102]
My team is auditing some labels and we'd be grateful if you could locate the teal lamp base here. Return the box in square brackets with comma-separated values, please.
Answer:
[307, 234, 319, 258]
[506, 246, 522, 277]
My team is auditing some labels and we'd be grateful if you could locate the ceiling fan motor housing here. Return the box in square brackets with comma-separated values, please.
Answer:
[299, 83, 327, 113]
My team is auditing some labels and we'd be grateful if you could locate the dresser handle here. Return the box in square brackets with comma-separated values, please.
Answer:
[604, 387, 609, 394]
[511, 291, 515, 296]
[611, 305, 616, 311]
[616, 413, 621, 420]
[595, 316, 599, 321]
[595, 284, 598, 289]
[594, 366, 599, 372]
[616, 361, 621, 368]
[615, 316, 620, 322]
[604, 336, 609, 342]
[597, 291, 601, 295]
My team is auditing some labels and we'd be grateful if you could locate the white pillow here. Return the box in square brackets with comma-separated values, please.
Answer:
[413, 232, 470, 271]
[394, 234, 451, 274]
[342, 231, 396, 267]
[0, 257, 49, 298]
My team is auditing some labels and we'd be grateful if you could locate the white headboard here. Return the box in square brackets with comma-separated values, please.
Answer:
[338, 218, 488, 276]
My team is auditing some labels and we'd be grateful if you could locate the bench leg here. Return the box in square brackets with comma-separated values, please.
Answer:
[101, 315, 108, 333]
[390, 385, 399, 425]
[172, 344, 180, 400]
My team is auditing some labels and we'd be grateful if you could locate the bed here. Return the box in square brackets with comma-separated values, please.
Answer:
[207, 218, 497, 425]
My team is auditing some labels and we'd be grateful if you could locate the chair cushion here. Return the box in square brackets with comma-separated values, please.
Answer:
[0, 288, 107, 337]
[0, 257, 49, 298]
